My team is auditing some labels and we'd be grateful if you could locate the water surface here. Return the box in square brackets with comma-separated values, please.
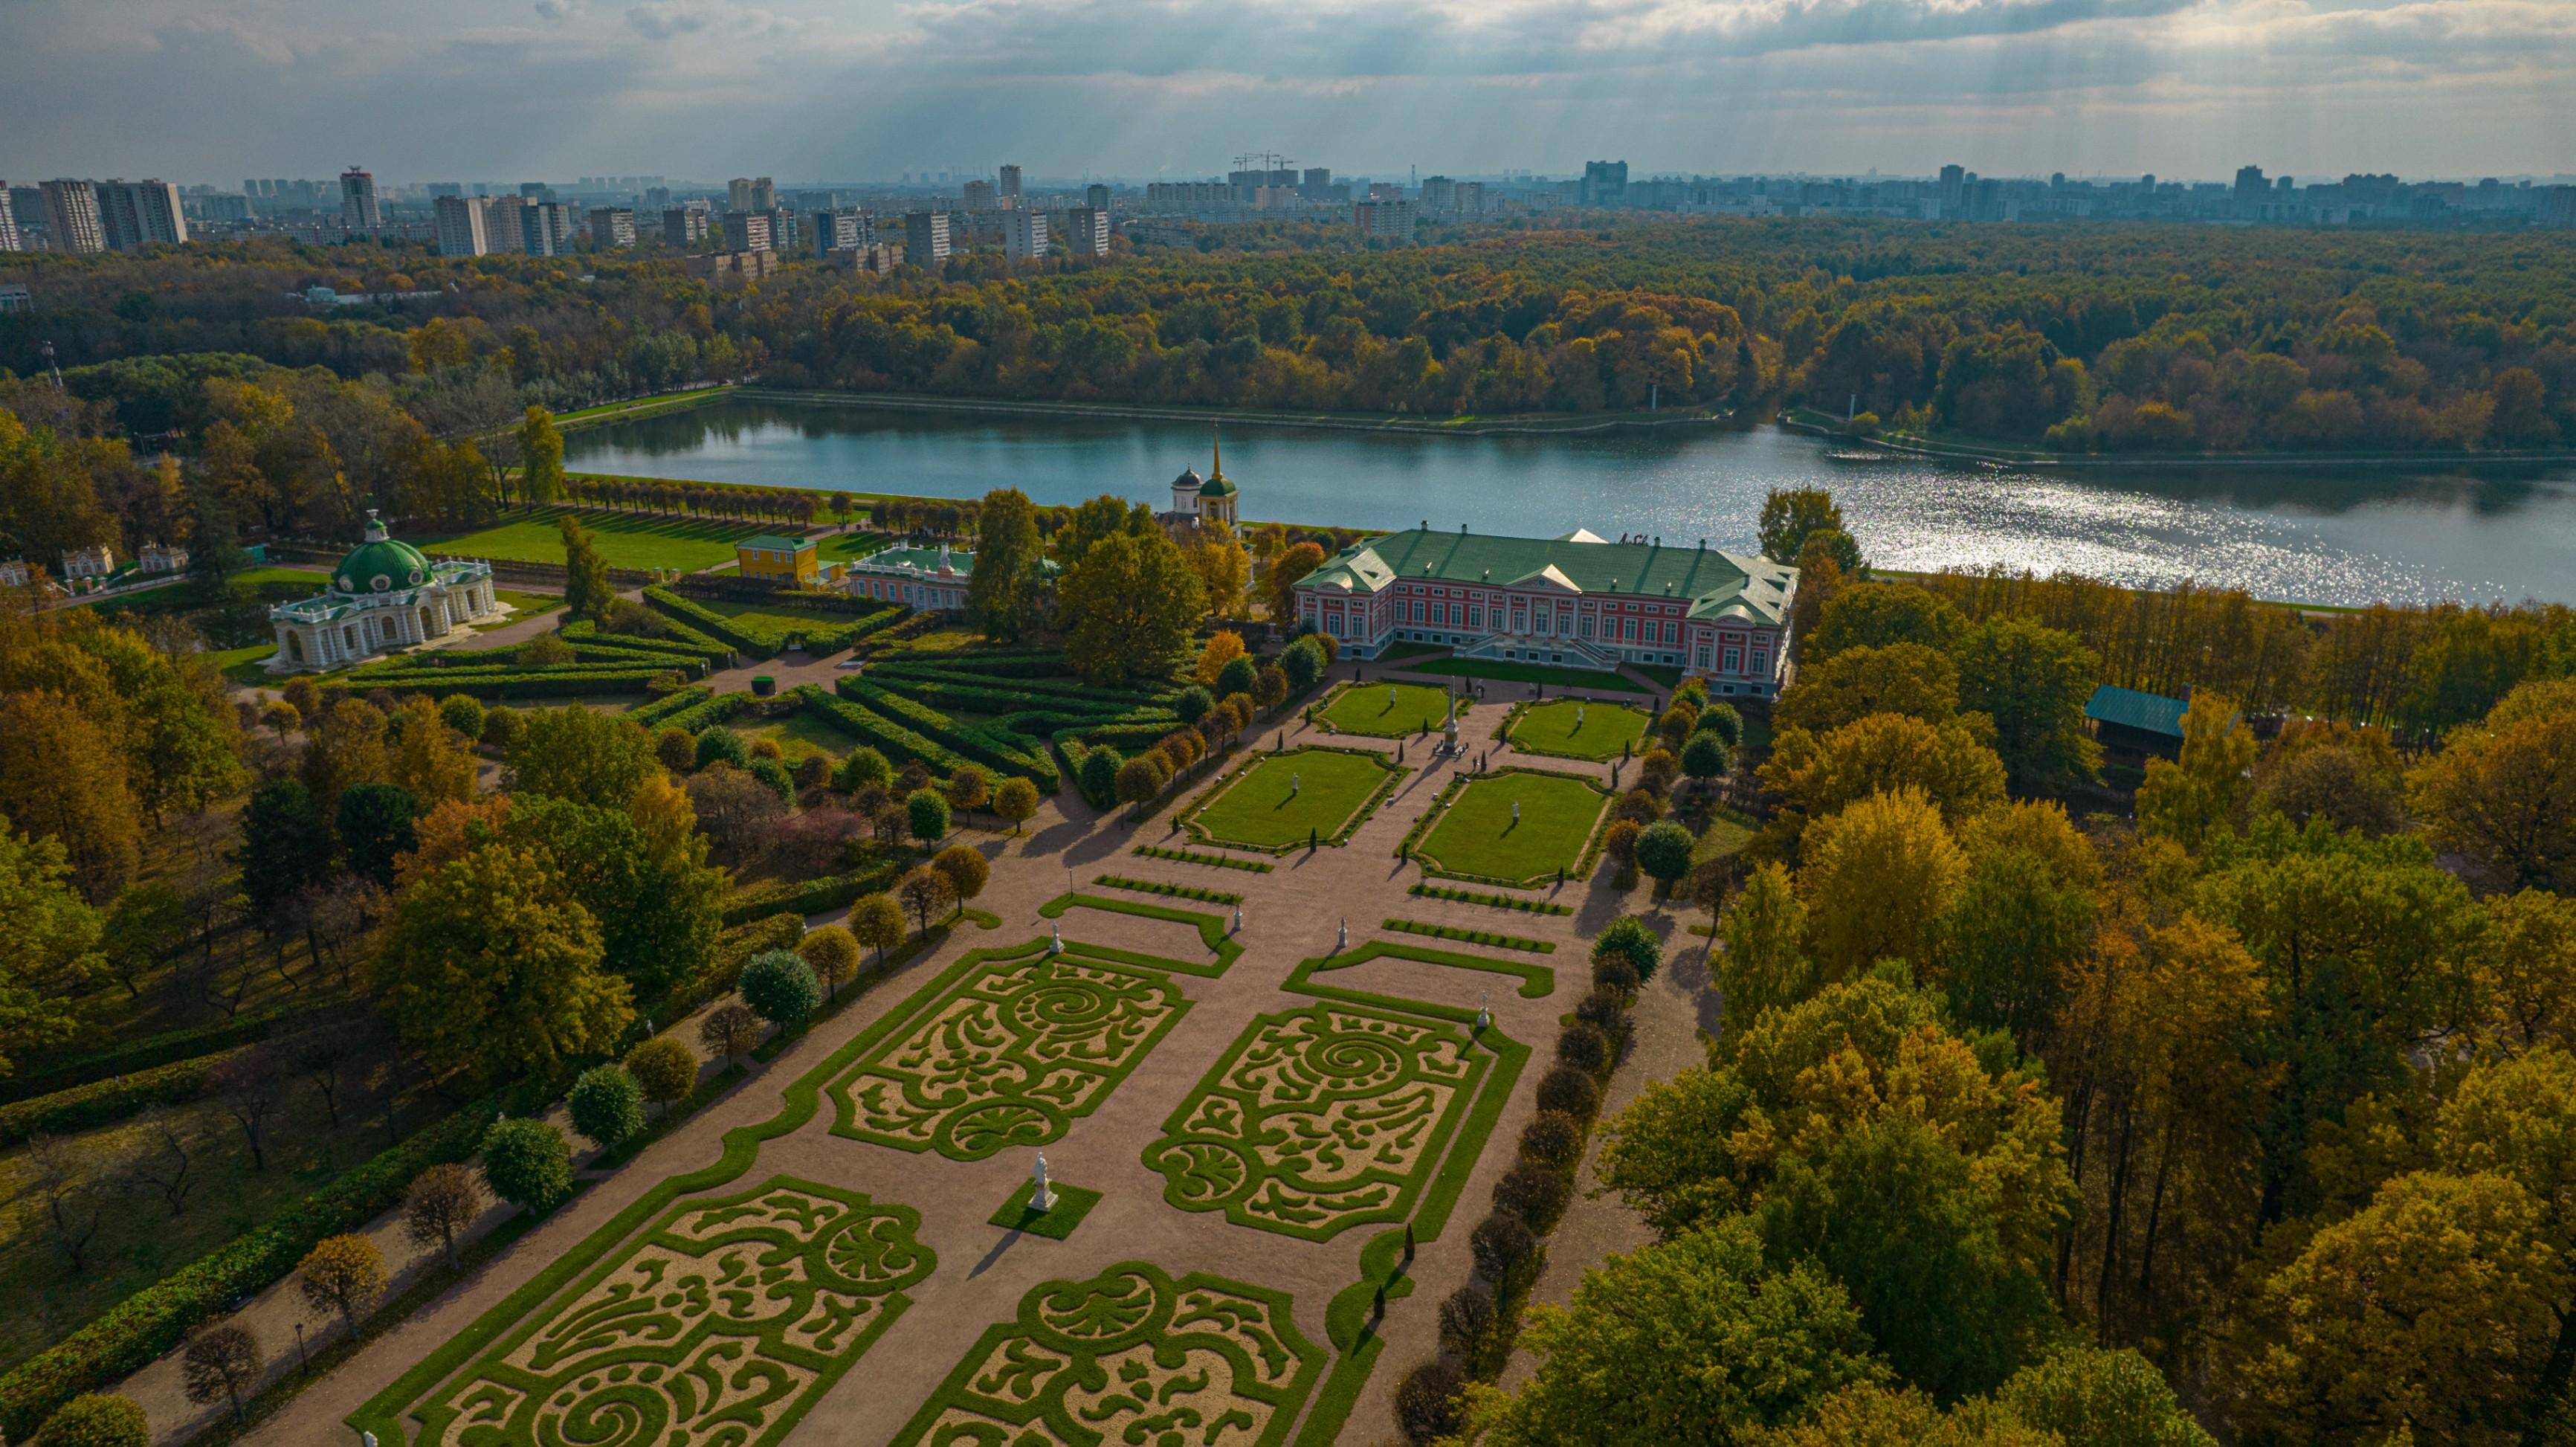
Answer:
[564, 398, 2576, 608]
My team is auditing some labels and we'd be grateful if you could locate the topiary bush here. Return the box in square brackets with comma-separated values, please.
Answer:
[1592, 914, 1662, 984]
[1468, 1208, 1535, 1283]
[738, 950, 822, 1034]
[624, 1037, 699, 1112]
[1519, 1109, 1584, 1172]
[1697, 701, 1744, 748]
[1436, 1282, 1497, 1364]
[566, 1066, 645, 1153]
[1174, 686, 1213, 725]
[1493, 1160, 1573, 1234]
[1575, 987, 1633, 1053]
[694, 726, 749, 770]
[1556, 1021, 1613, 1081]
[33, 1393, 149, 1447]
[1535, 1065, 1601, 1121]
[1216, 654, 1259, 698]
[1591, 955, 1640, 999]
[1393, 1358, 1467, 1446]
[480, 1117, 572, 1213]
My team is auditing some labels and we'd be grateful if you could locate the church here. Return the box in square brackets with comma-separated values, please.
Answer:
[1157, 427, 1240, 535]
[265, 511, 507, 672]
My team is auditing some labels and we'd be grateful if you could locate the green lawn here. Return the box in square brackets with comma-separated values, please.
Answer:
[1319, 680, 1464, 738]
[743, 710, 857, 764]
[1508, 697, 1649, 760]
[473, 587, 564, 631]
[415, 506, 776, 573]
[213, 641, 279, 685]
[1416, 770, 1610, 887]
[1394, 657, 1653, 694]
[696, 598, 869, 634]
[817, 532, 891, 564]
[1187, 749, 1399, 852]
[1694, 805, 1759, 865]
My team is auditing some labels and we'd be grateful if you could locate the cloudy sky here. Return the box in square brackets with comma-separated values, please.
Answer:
[4, 0, 2572, 187]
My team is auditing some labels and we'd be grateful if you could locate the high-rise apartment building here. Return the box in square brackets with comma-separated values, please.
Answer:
[1419, 176, 1457, 212]
[813, 208, 873, 255]
[434, 194, 491, 256]
[727, 178, 755, 212]
[1085, 183, 1111, 213]
[340, 167, 381, 235]
[520, 202, 575, 256]
[963, 179, 996, 211]
[1063, 206, 1110, 258]
[587, 207, 636, 248]
[1578, 160, 1628, 206]
[41, 181, 106, 254]
[0, 185, 19, 252]
[998, 165, 1023, 203]
[1353, 200, 1416, 243]
[750, 177, 775, 213]
[662, 207, 709, 247]
[1004, 207, 1048, 262]
[94, 180, 188, 251]
[903, 210, 951, 268]
[720, 210, 773, 253]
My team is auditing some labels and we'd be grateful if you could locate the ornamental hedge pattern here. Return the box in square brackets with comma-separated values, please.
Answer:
[1145, 1005, 1489, 1243]
[886, 1262, 1323, 1447]
[406, 1177, 932, 1447]
[828, 945, 1191, 1161]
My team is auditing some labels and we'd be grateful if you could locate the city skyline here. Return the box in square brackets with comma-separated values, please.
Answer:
[4, 0, 2572, 183]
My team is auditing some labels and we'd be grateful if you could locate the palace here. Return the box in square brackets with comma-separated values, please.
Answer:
[265, 512, 506, 672]
[1289, 525, 1798, 696]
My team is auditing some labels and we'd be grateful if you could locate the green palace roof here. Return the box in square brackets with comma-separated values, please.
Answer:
[1297, 526, 1796, 626]
[334, 512, 433, 593]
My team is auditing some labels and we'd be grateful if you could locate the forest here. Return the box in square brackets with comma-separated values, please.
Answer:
[6, 219, 2576, 463]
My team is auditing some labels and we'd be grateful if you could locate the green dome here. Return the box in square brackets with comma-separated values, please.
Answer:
[1198, 473, 1236, 498]
[334, 513, 433, 593]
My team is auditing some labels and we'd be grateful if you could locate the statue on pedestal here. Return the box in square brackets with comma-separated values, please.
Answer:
[1031, 1152, 1055, 1212]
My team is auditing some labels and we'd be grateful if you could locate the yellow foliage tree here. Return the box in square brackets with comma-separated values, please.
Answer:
[1797, 787, 1967, 981]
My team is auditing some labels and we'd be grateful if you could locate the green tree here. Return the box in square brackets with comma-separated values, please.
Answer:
[334, 781, 419, 889]
[0, 815, 105, 1077]
[2134, 694, 2257, 850]
[505, 706, 659, 808]
[1806, 582, 1965, 661]
[1940, 801, 2101, 1048]
[1954, 616, 2102, 791]
[1061, 530, 1205, 686]
[740, 949, 822, 1033]
[1680, 730, 1731, 789]
[1634, 820, 1695, 897]
[1992, 1346, 2214, 1447]
[906, 787, 951, 847]
[1758, 487, 1849, 567]
[517, 405, 564, 505]
[1761, 712, 2007, 827]
[624, 1037, 698, 1113]
[480, 1116, 573, 1211]
[376, 845, 630, 1080]
[504, 794, 720, 999]
[1717, 862, 1812, 1034]
[235, 779, 332, 920]
[1458, 1216, 1882, 1446]
[559, 514, 611, 622]
[966, 487, 1044, 639]
[566, 1064, 646, 1151]
[835, 745, 892, 793]
[1593, 915, 1662, 984]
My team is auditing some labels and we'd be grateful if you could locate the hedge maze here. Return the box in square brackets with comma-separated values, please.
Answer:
[1145, 1005, 1489, 1242]
[887, 1262, 1323, 1447]
[829, 944, 1192, 1161]
[407, 1176, 933, 1447]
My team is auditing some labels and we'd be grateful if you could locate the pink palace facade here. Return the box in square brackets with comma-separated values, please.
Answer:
[1290, 525, 1800, 697]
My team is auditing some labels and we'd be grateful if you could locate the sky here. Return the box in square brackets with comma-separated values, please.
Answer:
[4, 0, 2573, 187]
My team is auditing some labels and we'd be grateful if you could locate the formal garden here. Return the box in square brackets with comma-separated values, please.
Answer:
[1498, 697, 1648, 761]
[1405, 768, 1613, 888]
[1316, 680, 1466, 738]
[1184, 747, 1407, 854]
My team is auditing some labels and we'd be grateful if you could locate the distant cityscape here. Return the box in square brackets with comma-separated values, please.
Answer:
[4, 154, 2575, 277]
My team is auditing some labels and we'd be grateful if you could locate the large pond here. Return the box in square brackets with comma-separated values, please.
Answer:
[563, 396, 2576, 608]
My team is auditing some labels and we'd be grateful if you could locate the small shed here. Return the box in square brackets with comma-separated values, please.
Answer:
[2085, 685, 2192, 757]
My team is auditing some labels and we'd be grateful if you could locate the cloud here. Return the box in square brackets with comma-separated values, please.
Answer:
[625, 0, 796, 39]
[533, 0, 586, 19]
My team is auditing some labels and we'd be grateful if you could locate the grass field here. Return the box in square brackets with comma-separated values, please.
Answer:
[1320, 680, 1463, 737]
[1508, 697, 1648, 760]
[1416, 770, 1609, 886]
[1189, 749, 1397, 851]
[1694, 805, 1759, 864]
[416, 506, 778, 573]
[743, 710, 857, 764]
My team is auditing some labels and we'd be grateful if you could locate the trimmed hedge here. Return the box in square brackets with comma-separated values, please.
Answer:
[643, 586, 775, 659]
[627, 685, 714, 727]
[840, 679, 1060, 790]
[4, 1002, 358, 1102]
[798, 685, 973, 775]
[1131, 842, 1274, 873]
[0, 1050, 233, 1147]
[561, 616, 733, 667]
[338, 668, 674, 699]
[1408, 882, 1573, 915]
[0, 1100, 497, 1442]
[659, 689, 752, 735]
[1094, 874, 1245, 906]
[794, 605, 903, 655]
[719, 852, 910, 926]
[1381, 918, 1556, 954]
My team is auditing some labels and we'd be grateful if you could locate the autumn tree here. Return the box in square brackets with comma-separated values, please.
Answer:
[179, 1323, 262, 1424]
[505, 706, 659, 808]
[0, 690, 141, 902]
[1267, 541, 1327, 620]
[387, 697, 477, 806]
[1795, 787, 1968, 979]
[1715, 861, 1812, 1034]
[850, 892, 907, 964]
[2134, 693, 2257, 849]
[297, 1233, 387, 1341]
[375, 845, 630, 1081]
[992, 776, 1040, 834]
[897, 865, 955, 930]
[931, 843, 990, 914]
[559, 515, 611, 621]
[697, 1002, 761, 1069]
[2408, 686, 2576, 891]
[403, 1163, 482, 1270]
[1062, 529, 1205, 686]
[1757, 487, 1850, 566]
[1954, 616, 2102, 791]
[0, 816, 105, 1076]
[516, 405, 564, 504]
[1762, 712, 2006, 828]
[1805, 581, 1964, 661]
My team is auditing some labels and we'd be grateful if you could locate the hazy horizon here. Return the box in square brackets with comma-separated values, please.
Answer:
[6, 0, 2572, 185]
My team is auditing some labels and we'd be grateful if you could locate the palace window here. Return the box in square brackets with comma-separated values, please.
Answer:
[1723, 647, 1742, 671]
[1662, 622, 1677, 645]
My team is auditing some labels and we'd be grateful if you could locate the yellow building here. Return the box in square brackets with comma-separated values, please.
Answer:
[737, 534, 818, 584]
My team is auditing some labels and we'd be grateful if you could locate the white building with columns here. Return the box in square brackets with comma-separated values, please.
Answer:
[265, 511, 505, 673]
